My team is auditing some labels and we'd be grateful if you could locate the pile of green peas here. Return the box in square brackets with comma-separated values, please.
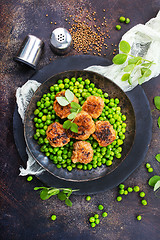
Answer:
[33, 76, 127, 171]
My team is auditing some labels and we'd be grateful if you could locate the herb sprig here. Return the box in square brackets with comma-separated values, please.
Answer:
[153, 96, 160, 128]
[112, 40, 155, 85]
[63, 102, 82, 133]
[56, 89, 82, 133]
[34, 186, 79, 207]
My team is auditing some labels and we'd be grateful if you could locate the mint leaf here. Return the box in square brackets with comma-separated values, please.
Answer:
[68, 112, 77, 120]
[124, 64, 135, 72]
[65, 198, 72, 207]
[141, 62, 152, 67]
[63, 120, 72, 129]
[56, 97, 69, 106]
[154, 96, 160, 110]
[112, 54, 127, 65]
[57, 192, 67, 201]
[128, 57, 142, 65]
[155, 154, 160, 163]
[65, 89, 74, 102]
[121, 73, 130, 81]
[40, 189, 52, 200]
[119, 40, 131, 53]
[148, 175, 160, 187]
[154, 180, 160, 191]
[138, 76, 145, 85]
[71, 123, 78, 133]
[158, 116, 160, 128]
[71, 102, 81, 109]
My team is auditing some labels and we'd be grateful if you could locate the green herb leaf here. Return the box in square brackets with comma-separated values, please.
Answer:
[155, 154, 160, 163]
[141, 62, 152, 67]
[65, 198, 72, 207]
[154, 96, 160, 110]
[154, 180, 160, 191]
[34, 187, 46, 190]
[40, 189, 52, 200]
[68, 112, 77, 120]
[141, 68, 152, 77]
[128, 57, 142, 65]
[148, 175, 160, 187]
[70, 123, 78, 133]
[128, 76, 132, 85]
[112, 54, 128, 65]
[138, 76, 146, 85]
[67, 191, 73, 198]
[124, 64, 135, 72]
[57, 192, 67, 201]
[56, 97, 69, 106]
[63, 189, 71, 194]
[158, 116, 160, 128]
[71, 102, 81, 109]
[48, 189, 60, 195]
[63, 120, 72, 129]
[121, 73, 130, 81]
[65, 89, 74, 102]
[119, 40, 131, 53]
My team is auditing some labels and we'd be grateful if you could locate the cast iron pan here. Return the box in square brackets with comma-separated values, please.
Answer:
[24, 70, 135, 182]
[13, 55, 152, 194]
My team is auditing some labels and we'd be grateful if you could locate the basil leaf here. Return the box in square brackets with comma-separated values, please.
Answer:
[71, 102, 81, 109]
[121, 73, 130, 81]
[63, 120, 72, 129]
[155, 154, 160, 163]
[68, 112, 77, 120]
[154, 180, 160, 191]
[158, 116, 160, 128]
[141, 68, 151, 77]
[128, 57, 142, 65]
[138, 76, 145, 85]
[71, 123, 78, 133]
[65, 89, 74, 102]
[154, 96, 160, 110]
[124, 64, 135, 72]
[56, 97, 69, 106]
[57, 192, 67, 201]
[141, 62, 152, 67]
[112, 54, 127, 65]
[119, 40, 131, 53]
[148, 175, 160, 187]
[65, 198, 72, 207]
[40, 189, 52, 200]
[48, 189, 60, 195]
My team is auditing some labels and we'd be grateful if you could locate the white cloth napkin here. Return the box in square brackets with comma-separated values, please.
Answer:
[17, 11, 160, 176]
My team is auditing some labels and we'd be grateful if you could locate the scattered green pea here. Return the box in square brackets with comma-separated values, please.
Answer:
[119, 189, 124, 195]
[51, 215, 56, 221]
[141, 199, 147, 206]
[125, 18, 130, 24]
[116, 25, 121, 30]
[119, 184, 125, 189]
[86, 196, 91, 201]
[148, 167, 153, 173]
[89, 217, 95, 223]
[137, 215, 142, 221]
[117, 196, 122, 202]
[124, 190, 128, 195]
[98, 205, 104, 210]
[94, 214, 99, 219]
[134, 186, 140, 192]
[95, 219, 100, 224]
[91, 222, 96, 228]
[119, 16, 126, 22]
[127, 187, 133, 193]
[145, 163, 151, 168]
[102, 212, 108, 217]
[139, 192, 145, 198]
[27, 176, 33, 181]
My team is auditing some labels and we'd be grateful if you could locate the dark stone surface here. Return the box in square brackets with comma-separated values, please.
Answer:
[0, 0, 160, 240]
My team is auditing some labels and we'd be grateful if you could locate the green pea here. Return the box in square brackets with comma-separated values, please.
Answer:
[95, 219, 100, 224]
[94, 214, 99, 219]
[89, 217, 95, 223]
[91, 222, 96, 228]
[40, 129, 46, 136]
[34, 109, 39, 115]
[127, 187, 133, 193]
[119, 16, 125, 22]
[98, 204, 104, 210]
[77, 77, 82, 82]
[119, 189, 124, 195]
[51, 215, 56, 221]
[106, 160, 112, 166]
[86, 196, 91, 201]
[64, 78, 70, 83]
[148, 167, 153, 173]
[124, 190, 128, 195]
[137, 215, 142, 221]
[116, 196, 122, 201]
[27, 176, 33, 181]
[134, 186, 140, 192]
[119, 184, 125, 189]
[102, 212, 108, 217]
[139, 192, 145, 198]
[141, 199, 147, 206]
[125, 18, 130, 24]
[85, 79, 90, 85]
[145, 163, 151, 168]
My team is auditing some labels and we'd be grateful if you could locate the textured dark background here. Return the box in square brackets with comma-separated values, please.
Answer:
[0, 0, 160, 240]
